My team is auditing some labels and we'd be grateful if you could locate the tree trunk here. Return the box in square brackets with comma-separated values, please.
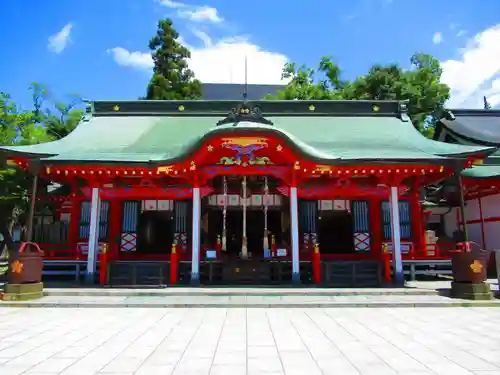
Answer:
[0, 203, 15, 254]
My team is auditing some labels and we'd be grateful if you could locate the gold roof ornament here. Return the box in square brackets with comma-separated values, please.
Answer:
[113, 105, 120, 111]
[372, 105, 380, 112]
[178, 105, 185, 112]
[309, 105, 316, 112]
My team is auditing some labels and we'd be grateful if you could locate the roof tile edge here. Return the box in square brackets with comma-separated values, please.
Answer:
[90, 99, 407, 117]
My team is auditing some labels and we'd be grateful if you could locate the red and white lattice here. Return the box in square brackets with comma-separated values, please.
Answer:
[120, 232, 137, 252]
[353, 232, 370, 251]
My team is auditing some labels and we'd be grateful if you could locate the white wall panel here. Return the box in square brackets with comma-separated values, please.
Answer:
[484, 221, 500, 251]
[480, 194, 500, 220]
[464, 198, 480, 221]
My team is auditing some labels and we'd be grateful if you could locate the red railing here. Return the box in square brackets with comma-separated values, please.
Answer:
[38, 241, 463, 262]
[38, 242, 109, 261]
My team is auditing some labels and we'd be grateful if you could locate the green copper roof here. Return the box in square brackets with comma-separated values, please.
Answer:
[436, 110, 500, 179]
[0, 100, 496, 166]
[461, 165, 500, 179]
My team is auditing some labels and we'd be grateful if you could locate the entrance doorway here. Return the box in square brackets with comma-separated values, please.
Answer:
[207, 208, 282, 259]
[136, 211, 174, 254]
[318, 210, 354, 253]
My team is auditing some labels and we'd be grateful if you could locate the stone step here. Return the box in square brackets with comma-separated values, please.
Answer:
[41, 286, 443, 297]
[1, 293, 500, 308]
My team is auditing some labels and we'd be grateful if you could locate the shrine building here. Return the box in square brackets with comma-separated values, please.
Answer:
[430, 109, 500, 272]
[0, 100, 495, 286]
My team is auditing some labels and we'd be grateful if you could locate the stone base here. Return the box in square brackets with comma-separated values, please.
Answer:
[451, 282, 493, 300]
[2, 282, 44, 301]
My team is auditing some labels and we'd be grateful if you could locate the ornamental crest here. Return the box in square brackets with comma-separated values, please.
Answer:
[216, 103, 274, 126]
[217, 137, 273, 166]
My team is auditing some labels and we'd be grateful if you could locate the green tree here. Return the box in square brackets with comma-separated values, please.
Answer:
[29, 82, 83, 139]
[0, 92, 50, 252]
[0, 83, 80, 257]
[266, 57, 345, 100]
[269, 53, 450, 137]
[145, 19, 202, 100]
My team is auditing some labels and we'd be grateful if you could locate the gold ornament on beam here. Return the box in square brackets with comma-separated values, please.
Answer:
[113, 105, 120, 111]
[157, 165, 174, 174]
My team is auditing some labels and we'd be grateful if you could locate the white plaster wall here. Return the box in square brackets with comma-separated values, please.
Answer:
[436, 194, 500, 250]
[480, 194, 500, 220]
[483, 221, 500, 250]
[464, 198, 480, 221]
[467, 222, 484, 249]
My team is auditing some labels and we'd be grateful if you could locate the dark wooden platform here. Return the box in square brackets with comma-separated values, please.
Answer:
[222, 259, 272, 284]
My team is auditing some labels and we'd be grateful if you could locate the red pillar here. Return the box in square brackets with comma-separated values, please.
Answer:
[170, 243, 178, 285]
[68, 196, 80, 259]
[108, 199, 122, 261]
[411, 189, 422, 259]
[370, 198, 382, 258]
[312, 243, 321, 284]
[99, 243, 108, 286]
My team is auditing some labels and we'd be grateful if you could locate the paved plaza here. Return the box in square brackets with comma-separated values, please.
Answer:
[0, 307, 499, 375]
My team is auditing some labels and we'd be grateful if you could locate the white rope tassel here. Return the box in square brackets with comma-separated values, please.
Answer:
[263, 176, 269, 251]
[222, 176, 227, 252]
[241, 176, 248, 258]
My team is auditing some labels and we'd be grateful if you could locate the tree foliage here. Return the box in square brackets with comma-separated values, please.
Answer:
[145, 19, 202, 100]
[0, 84, 83, 252]
[29, 83, 83, 139]
[267, 53, 450, 137]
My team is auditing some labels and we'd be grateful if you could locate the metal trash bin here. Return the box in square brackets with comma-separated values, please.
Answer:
[8, 242, 44, 284]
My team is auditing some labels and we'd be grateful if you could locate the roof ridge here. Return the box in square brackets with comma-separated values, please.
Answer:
[89, 99, 408, 118]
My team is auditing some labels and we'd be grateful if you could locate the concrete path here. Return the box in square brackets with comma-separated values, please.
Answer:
[1, 307, 500, 374]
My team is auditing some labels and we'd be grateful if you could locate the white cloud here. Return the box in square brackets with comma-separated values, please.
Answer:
[440, 24, 500, 108]
[108, 31, 288, 85]
[107, 47, 154, 70]
[159, 0, 223, 23]
[432, 32, 443, 44]
[485, 79, 500, 107]
[159, 0, 184, 8]
[178, 6, 223, 23]
[48, 23, 73, 53]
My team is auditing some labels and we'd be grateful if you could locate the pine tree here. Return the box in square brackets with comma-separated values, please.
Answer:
[145, 19, 202, 100]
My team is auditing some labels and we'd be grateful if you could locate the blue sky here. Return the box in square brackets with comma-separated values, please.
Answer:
[1, 0, 500, 109]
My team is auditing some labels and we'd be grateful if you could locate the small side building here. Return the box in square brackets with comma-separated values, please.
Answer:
[434, 109, 500, 256]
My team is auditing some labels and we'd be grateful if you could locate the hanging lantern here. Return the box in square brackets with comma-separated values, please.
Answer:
[263, 176, 270, 252]
[238, 176, 251, 200]
[241, 176, 248, 259]
[222, 176, 227, 252]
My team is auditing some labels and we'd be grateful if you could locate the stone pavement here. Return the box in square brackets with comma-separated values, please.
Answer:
[1, 307, 500, 375]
